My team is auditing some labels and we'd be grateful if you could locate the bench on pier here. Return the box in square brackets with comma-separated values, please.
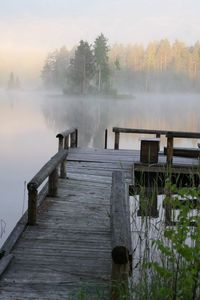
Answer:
[164, 146, 200, 158]
[140, 138, 160, 163]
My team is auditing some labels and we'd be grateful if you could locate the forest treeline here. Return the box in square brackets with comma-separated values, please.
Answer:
[41, 36, 200, 94]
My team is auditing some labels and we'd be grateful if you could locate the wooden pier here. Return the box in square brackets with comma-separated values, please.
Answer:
[0, 127, 200, 299]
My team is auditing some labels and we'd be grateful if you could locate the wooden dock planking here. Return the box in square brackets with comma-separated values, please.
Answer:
[0, 148, 134, 300]
[1, 146, 199, 299]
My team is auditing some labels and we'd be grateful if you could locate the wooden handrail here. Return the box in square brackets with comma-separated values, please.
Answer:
[112, 127, 200, 165]
[27, 149, 68, 225]
[113, 127, 167, 150]
[56, 128, 78, 150]
[56, 128, 78, 177]
[110, 171, 132, 297]
[166, 131, 200, 139]
[113, 127, 168, 135]
[165, 132, 200, 164]
[27, 150, 67, 189]
[56, 128, 77, 138]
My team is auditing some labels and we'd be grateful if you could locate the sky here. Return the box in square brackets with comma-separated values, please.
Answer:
[0, 0, 200, 85]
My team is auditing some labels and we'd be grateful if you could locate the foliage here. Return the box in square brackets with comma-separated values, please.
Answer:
[7, 72, 20, 90]
[42, 38, 200, 93]
[131, 183, 200, 299]
[67, 40, 95, 94]
[41, 47, 70, 88]
[109, 39, 200, 92]
[93, 33, 110, 93]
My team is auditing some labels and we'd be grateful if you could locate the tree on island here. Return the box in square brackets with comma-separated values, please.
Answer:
[41, 47, 70, 88]
[7, 72, 21, 90]
[67, 40, 95, 94]
[93, 33, 110, 93]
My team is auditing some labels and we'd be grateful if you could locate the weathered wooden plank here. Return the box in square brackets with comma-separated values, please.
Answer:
[0, 147, 136, 299]
[67, 147, 138, 155]
[0, 255, 13, 278]
[134, 162, 199, 174]
[110, 171, 132, 299]
[111, 171, 132, 264]
[164, 146, 200, 158]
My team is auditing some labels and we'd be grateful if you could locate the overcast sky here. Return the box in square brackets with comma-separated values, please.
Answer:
[1, 0, 200, 51]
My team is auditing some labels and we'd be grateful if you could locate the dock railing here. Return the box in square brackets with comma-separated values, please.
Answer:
[165, 131, 200, 164]
[0, 128, 78, 274]
[113, 127, 200, 164]
[28, 128, 78, 225]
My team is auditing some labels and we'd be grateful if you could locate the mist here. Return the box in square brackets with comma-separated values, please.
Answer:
[1, 89, 200, 246]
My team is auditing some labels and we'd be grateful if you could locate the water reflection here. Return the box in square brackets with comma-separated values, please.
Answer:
[0, 90, 57, 246]
[42, 93, 200, 149]
[1, 91, 200, 246]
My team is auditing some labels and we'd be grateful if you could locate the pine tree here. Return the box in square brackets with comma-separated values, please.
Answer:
[93, 33, 110, 93]
[68, 40, 95, 94]
[41, 48, 70, 88]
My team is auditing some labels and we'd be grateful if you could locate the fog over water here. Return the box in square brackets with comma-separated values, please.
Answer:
[1, 90, 200, 246]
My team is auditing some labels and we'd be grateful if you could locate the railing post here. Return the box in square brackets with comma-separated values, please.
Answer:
[58, 136, 64, 151]
[105, 129, 108, 149]
[64, 136, 69, 149]
[28, 183, 38, 225]
[114, 132, 120, 150]
[48, 168, 58, 196]
[70, 132, 76, 148]
[167, 135, 174, 165]
[60, 160, 66, 179]
[75, 129, 78, 147]
[60, 136, 69, 179]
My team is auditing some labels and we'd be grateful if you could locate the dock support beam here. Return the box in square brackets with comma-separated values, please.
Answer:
[104, 129, 108, 149]
[166, 136, 174, 166]
[111, 171, 132, 299]
[28, 183, 38, 226]
[114, 132, 120, 150]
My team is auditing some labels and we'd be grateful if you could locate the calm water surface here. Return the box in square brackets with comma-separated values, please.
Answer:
[1, 90, 200, 245]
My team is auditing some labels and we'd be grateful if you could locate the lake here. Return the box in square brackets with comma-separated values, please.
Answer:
[1, 90, 200, 246]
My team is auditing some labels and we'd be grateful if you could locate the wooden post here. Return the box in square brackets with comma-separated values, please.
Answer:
[64, 136, 69, 149]
[167, 136, 174, 165]
[70, 132, 76, 148]
[111, 171, 132, 299]
[112, 262, 129, 300]
[156, 133, 160, 151]
[48, 168, 58, 196]
[75, 129, 78, 147]
[105, 129, 108, 149]
[28, 183, 38, 225]
[58, 136, 64, 151]
[60, 161, 66, 179]
[60, 136, 69, 179]
[114, 132, 120, 150]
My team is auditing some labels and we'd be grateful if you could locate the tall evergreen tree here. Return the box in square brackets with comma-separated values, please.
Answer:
[93, 33, 110, 93]
[41, 47, 70, 88]
[68, 40, 95, 94]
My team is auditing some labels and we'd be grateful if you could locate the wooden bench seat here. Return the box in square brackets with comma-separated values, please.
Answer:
[164, 147, 200, 158]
